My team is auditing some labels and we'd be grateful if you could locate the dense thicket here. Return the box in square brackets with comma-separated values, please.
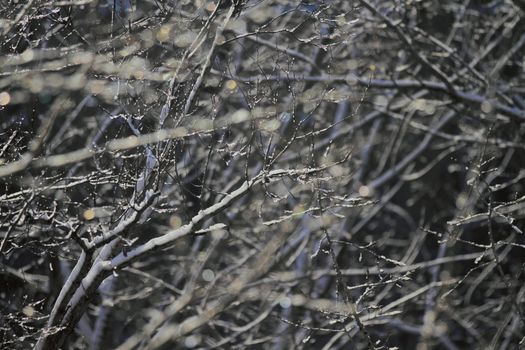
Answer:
[1, 1, 525, 349]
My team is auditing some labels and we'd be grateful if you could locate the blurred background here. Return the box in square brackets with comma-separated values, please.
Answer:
[1, 0, 525, 349]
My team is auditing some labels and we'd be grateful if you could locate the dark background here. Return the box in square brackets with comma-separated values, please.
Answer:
[1, 0, 525, 349]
